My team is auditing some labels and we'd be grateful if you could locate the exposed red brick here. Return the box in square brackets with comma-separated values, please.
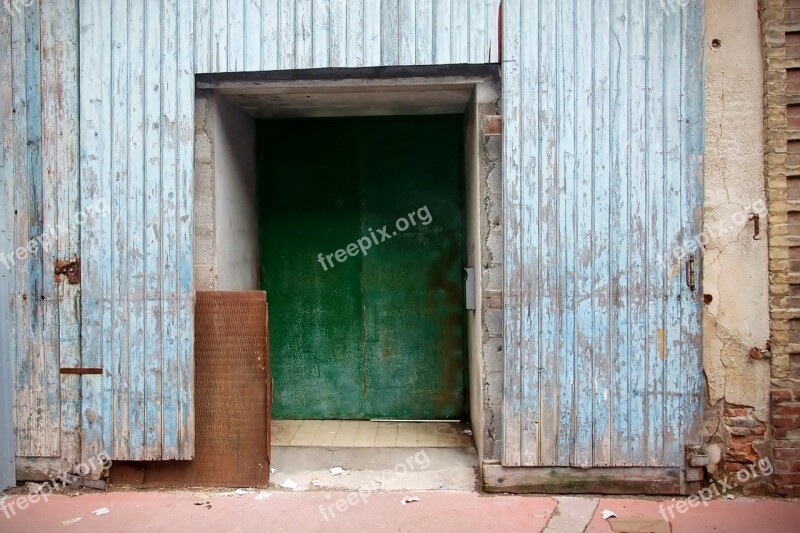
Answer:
[776, 447, 800, 459]
[772, 390, 794, 404]
[774, 415, 799, 429]
[775, 403, 800, 416]
[723, 406, 751, 417]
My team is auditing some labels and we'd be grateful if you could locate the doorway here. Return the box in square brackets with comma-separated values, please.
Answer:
[257, 115, 467, 421]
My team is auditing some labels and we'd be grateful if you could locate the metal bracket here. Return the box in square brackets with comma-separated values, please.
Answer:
[685, 444, 708, 482]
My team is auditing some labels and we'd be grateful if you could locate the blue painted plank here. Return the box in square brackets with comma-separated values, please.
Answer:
[573, 0, 594, 467]
[487, 0, 500, 63]
[346, 0, 364, 67]
[329, 0, 346, 66]
[176, 0, 196, 458]
[161, 0, 180, 460]
[591, 0, 612, 467]
[519, 0, 541, 466]
[380, 0, 398, 66]
[312, 0, 330, 68]
[536, 2, 564, 465]
[432, 0, 450, 64]
[610, 0, 631, 467]
[681, 0, 705, 456]
[144, 0, 163, 460]
[110, 0, 130, 461]
[501, 0, 522, 467]
[0, 9, 16, 487]
[468, 0, 485, 63]
[627, 0, 648, 466]
[194, 0, 211, 73]
[398, 0, 414, 65]
[296, 0, 313, 69]
[79, 0, 112, 463]
[663, 2, 684, 467]
[245, 0, 262, 71]
[261, 0, 280, 70]
[364, 0, 381, 66]
[556, 0, 577, 468]
[127, 0, 147, 460]
[645, 0, 666, 467]
[210, 0, 228, 72]
[450, 0, 467, 63]
[228, 0, 246, 71]
[278, 0, 296, 69]
[415, 0, 432, 65]
[11, 3, 31, 458]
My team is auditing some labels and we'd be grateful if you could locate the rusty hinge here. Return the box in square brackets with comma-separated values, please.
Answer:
[54, 258, 80, 284]
[685, 444, 708, 482]
[60, 368, 102, 375]
[685, 255, 696, 292]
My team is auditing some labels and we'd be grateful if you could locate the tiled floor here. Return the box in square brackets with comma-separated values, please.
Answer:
[271, 420, 473, 447]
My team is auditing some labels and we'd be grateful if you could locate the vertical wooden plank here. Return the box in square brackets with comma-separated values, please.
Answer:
[56, 0, 82, 470]
[245, 0, 262, 71]
[519, 0, 540, 467]
[487, 0, 500, 63]
[468, 0, 485, 63]
[11, 3, 31, 458]
[398, 0, 414, 65]
[610, 0, 631, 467]
[127, 0, 147, 461]
[262, 0, 280, 70]
[143, 0, 163, 460]
[380, 0, 398, 65]
[432, 0, 450, 64]
[645, 0, 666, 467]
[210, 0, 228, 72]
[450, 0, 467, 63]
[346, 0, 364, 67]
[0, 8, 17, 486]
[663, 1, 683, 467]
[24, 2, 46, 458]
[363, 0, 381, 67]
[279, 0, 296, 69]
[329, 0, 346, 67]
[228, 0, 245, 70]
[110, 0, 130, 461]
[80, 0, 111, 462]
[627, 0, 648, 466]
[556, 0, 577, 467]
[501, 0, 522, 467]
[295, 0, 313, 69]
[538, 0, 564, 467]
[415, 0, 432, 65]
[572, 0, 594, 468]
[176, 0, 196, 459]
[591, 0, 612, 467]
[312, 0, 330, 68]
[681, 0, 705, 458]
[40, 0, 64, 459]
[161, 0, 180, 460]
[194, 0, 212, 73]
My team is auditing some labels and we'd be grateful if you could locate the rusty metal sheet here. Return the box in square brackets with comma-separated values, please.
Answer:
[111, 291, 270, 488]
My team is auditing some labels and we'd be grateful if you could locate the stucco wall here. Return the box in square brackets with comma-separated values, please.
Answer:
[703, 0, 771, 479]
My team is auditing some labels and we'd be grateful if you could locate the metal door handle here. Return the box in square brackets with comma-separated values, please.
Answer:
[686, 255, 696, 292]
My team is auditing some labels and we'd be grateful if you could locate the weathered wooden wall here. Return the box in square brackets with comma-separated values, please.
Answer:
[0, 0, 500, 467]
[1, 1, 82, 472]
[501, 0, 705, 467]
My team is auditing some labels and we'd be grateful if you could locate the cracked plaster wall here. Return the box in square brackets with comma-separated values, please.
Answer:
[702, 0, 771, 476]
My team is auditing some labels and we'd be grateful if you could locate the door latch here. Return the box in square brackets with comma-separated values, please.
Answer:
[685, 255, 696, 292]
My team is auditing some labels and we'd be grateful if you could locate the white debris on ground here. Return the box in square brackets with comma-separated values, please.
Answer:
[401, 496, 420, 505]
[90, 508, 109, 517]
[602, 509, 617, 520]
[280, 479, 299, 490]
[329, 467, 345, 476]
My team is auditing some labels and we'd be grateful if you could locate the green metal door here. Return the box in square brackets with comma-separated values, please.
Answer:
[258, 116, 466, 420]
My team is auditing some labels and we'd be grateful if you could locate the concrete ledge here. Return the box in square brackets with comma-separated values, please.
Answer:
[482, 463, 688, 495]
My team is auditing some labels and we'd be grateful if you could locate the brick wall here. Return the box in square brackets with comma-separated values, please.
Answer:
[764, 0, 800, 497]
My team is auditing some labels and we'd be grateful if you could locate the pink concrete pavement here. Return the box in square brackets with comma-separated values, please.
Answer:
[1, 490, 799, 532]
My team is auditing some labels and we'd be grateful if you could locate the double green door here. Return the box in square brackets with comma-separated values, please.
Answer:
[258, 115, 466, 420]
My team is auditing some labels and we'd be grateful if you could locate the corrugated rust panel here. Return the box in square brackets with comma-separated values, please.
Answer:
[501, 0, 705, 471]
[119, 291, 270, 487]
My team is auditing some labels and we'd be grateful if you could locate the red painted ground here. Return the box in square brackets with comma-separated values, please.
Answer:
[586, 497, 800, 533]
[0, 491, 556, 533]
[1, 491, 799, 532]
